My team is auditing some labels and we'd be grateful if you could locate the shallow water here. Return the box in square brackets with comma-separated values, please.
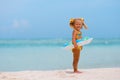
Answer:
[0, 39, 120, 71]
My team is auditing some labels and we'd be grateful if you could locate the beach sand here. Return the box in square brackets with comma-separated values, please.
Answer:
[0, 68, 120, 80]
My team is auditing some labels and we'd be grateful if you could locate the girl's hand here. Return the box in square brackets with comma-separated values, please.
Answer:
[74, 44, 78, 49]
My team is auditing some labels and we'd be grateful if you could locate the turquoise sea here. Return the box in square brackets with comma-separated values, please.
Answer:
[0, 38, 120, 71]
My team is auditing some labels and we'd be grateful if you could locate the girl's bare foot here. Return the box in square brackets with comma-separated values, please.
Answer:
[74, 71, 82, 73]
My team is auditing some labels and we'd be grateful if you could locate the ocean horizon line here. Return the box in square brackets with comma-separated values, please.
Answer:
[0, 37, 120, 40]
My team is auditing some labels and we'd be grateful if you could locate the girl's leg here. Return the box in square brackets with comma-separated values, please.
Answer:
[72, 48, 80, 72]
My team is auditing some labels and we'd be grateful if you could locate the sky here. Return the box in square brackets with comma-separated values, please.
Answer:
[0, 0, 120, 39]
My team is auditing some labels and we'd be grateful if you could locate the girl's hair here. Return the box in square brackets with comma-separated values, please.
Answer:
[69, 18, 87, 29]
